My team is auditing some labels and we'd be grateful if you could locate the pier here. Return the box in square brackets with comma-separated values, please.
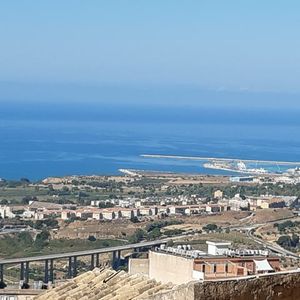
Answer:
[141, 154, 300, 166]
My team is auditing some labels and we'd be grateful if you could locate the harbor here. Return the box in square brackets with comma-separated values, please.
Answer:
[141, 154, 300, 176]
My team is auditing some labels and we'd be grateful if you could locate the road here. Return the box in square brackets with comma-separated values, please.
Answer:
[0, 228, 37, 236]
[0, 239, 167, 265]
[1, 214, 298, 265]
[246, 229, 299, 260]
[228, 214, 300, 260]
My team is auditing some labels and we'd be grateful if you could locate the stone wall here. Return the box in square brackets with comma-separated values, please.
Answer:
[144, 284, 194, 300]
[193, 272, 300, 300]
[145, 271, 300, 300]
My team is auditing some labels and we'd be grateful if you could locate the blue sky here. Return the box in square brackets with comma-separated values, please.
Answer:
[1, 1, 300, 107]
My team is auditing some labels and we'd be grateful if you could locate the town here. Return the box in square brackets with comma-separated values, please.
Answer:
[0, 171, 300, 299]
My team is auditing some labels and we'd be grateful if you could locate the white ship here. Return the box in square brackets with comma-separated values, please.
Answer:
[286, 167, 300, 176]
[204, 160, 267, 175]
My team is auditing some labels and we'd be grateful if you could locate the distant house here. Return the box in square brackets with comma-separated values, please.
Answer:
[0, 206, 16, 219]
[214, 190, 223, 199]
[61, 210, 76, 220]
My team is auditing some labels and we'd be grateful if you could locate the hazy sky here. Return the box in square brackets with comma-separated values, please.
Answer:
[1, 1, 300, 107]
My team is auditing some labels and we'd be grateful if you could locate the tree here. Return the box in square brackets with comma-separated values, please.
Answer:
[0, 199, 8, 205]
[129, 229, 146, 243]
[34, 230, 50, 249]
[274, 221, 296, 232]
[48, 184, 54, 192]
[102, 240, 110, 247]
[18, 232, 33, 246]
[148, 228, 161, 240]
[164, 229, 184, 237]
[291, 234, 299, 247]
[203, 224, 218, 232]
[98, 202, 114, 209]
[22, 196, 37, 205]
[166, 240, 174, 247]
[88, 235, 96, 242]
[277, 235, 292, 248]
[130, 216, 140, 223]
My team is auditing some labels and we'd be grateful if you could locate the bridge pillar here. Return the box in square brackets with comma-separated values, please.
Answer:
[20, 262, 24, 281]
[117, 250, 121, 268]
[112, 251, 117, 269]
[68, 257, 72, 278]
[73, 256, 77, 277]
[24, 262, 29, 284]
[0, 264, 4, 283]
[67, 256, 77, 278]
[91, 254, 95, 270]
[112, 250, 121, 270]
[49, 259, 54, 283]
[44, 260, 49, 283]
[90, 254, 100, 269]
[96, 254, 100, 267]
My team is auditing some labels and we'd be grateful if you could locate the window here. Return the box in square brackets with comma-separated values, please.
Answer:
[0, 296, 17, 300]
[225, 263, 228, 273]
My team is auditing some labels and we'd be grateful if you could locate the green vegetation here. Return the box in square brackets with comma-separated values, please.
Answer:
[1, 174, 299, 206]
[129, 219, 185, 242]
[0, 232, 126, 258]
[277, 234, 299, 249]
[0, 178, 31, 188]
[202, 223, 219, 232]
[87, 235, 97, 242]
[130, 216, 140, 223]
[98, 202, 115, 208]
[128, 229, 146, 243]
[147, 228, 161, 240]
[163, 229, 184, 237]
[145, 220, 183, 232]
[164, 182, 300, 198]
[25, 218, 59, 230]
[274, 220, 300, 233]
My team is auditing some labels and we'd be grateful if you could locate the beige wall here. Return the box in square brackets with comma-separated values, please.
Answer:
[144, 271, 300, 300]
[0, 289, 41, 300]
[148, 251, 195, 285]
[128, 258, 149, 276]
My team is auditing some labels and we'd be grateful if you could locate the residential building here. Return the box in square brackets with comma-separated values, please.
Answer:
[0, 206, 16, 219]
[214, 190, 223, 199]
[129, 241, 280, 285]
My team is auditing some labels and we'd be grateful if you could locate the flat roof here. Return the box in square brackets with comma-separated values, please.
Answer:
[206, 241, 231, 246]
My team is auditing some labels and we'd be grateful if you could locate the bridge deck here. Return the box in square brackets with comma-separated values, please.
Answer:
[0, 239, 167, 265]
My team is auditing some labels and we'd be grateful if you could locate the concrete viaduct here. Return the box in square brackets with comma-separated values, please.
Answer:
[0, 239, 167, 286]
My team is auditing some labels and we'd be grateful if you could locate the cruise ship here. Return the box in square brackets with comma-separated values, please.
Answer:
[204, 160, 268, 175]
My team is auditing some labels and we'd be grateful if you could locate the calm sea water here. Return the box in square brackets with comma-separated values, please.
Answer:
[1, 102, 300, 180]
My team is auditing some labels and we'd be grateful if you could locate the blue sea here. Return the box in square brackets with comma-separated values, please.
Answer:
[1, 101, 300, 180]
